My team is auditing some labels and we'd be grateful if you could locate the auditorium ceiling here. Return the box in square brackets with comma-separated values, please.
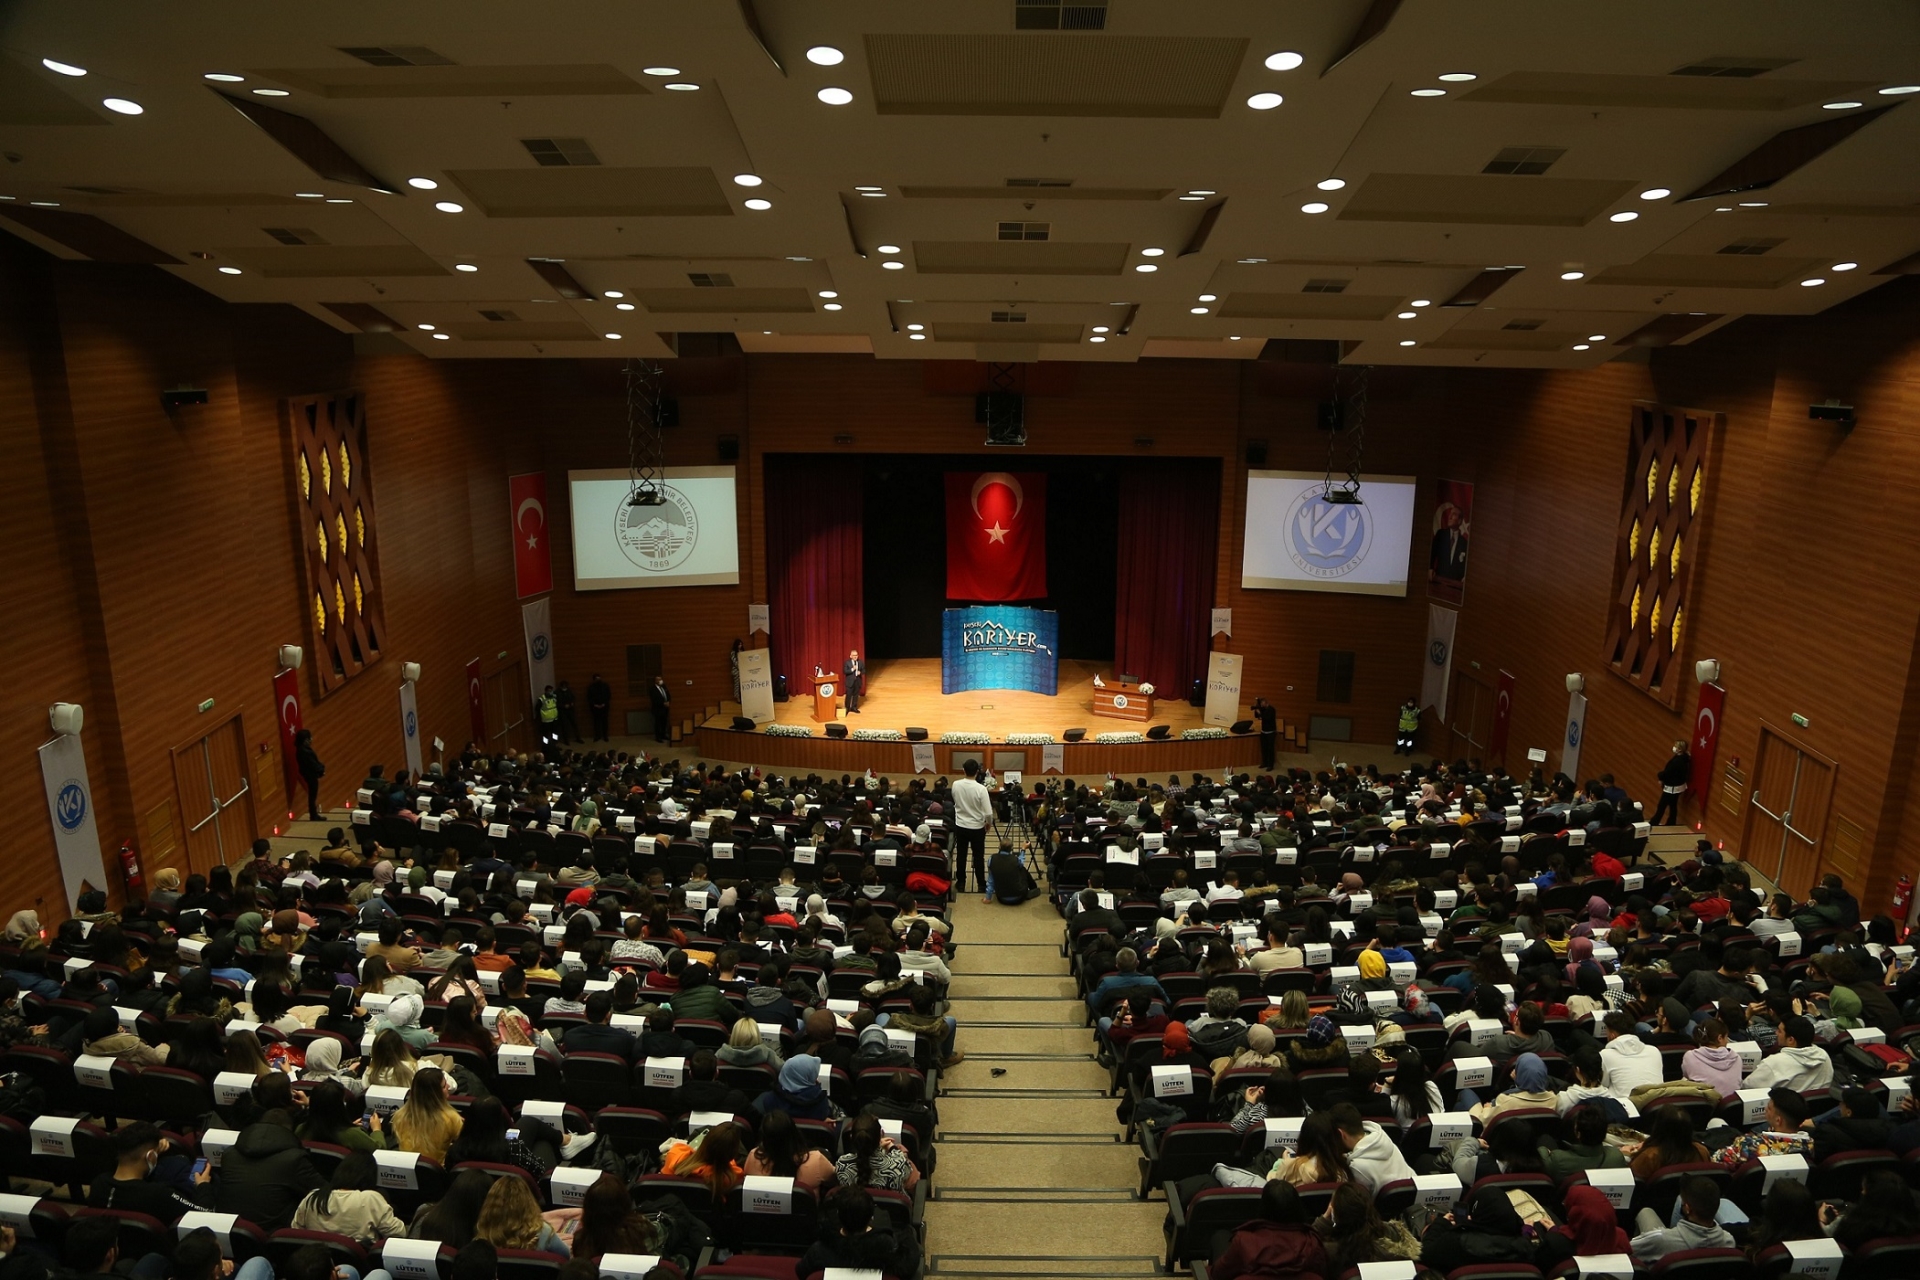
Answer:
[1, 0, 1916, 367]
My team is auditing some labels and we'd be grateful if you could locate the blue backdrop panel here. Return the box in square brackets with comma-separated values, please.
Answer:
[941, 607, 1059, 695]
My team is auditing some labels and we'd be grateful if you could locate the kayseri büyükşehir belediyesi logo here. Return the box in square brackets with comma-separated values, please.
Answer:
[1286, 489, 1373, 578]
[615, 484, 700, 572]
[56, 780, 87, 831]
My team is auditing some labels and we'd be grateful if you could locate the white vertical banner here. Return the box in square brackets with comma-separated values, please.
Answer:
[38, 734, 104, 909]
[1563, 691, 1589, 780]
[910, 743, 936, 774]
[1204, 652, 1244, 727]
[1421, 605, 1458, 720]
[398, 682, 424, 776]
[748, 604, 770, 635]
[1041, 743, 1065, 774]
[522, 597, 555, 698]
[739, 648, 775, 724]
[1210, 608, 1232, 638]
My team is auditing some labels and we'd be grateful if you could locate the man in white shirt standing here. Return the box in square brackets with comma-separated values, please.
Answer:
[952, 759, 994, 899]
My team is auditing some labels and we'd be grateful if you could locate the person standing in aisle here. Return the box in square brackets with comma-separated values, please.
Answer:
[843, 649, 866, 715]
[649, 675, 672, 745]
[294, 728, 326, 821]
[586, 673, 612, 742]
[555, 680, 580, 744]
[536, 686, 560, 748]
[952, 759, 993, 898]
[1254, 697, 1278, 772]
[1653, 740, 1692, 825]
[1396, 698, 1420, 755]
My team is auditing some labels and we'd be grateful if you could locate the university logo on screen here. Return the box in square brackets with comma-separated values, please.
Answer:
[1285, 490, 1374, 579]
[960, 624, 1053, 658]
[615, 484, 701, 573]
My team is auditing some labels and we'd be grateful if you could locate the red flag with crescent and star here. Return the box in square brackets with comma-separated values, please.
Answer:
[272, 666, 303, 817]
[509, 472, 553, 599]
[1690, 682, 1725, 798]
[945, 471, 1047, 601]
[466, 658, 487, 744]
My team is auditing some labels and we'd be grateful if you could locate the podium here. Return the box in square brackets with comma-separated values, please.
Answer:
[1093, 678, 1153, 722]
[811, 673, 840, 723]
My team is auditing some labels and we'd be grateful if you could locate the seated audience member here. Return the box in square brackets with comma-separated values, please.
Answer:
[290, 1150, 407, 1245]
[1742, 1015, 1833, 1091]
[475, 1175, 569, 1258]
[215, 1108, 326, 1230]
[797, 1187, 921, 1279]
[1420, 1187, 1540, 1272]
[659, 1121, 747, 1196]
[88, 1123, 211, 1222]
[1630, 1175, 1734, 1263]
[1210, 1181, 1329, 1280]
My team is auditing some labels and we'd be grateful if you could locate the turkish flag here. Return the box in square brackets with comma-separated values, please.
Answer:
[509, 472, 553, 598]
[272, 666, 303, 816]
[1489, 669, 1515, 764]
[1690, 682, 1725, 797]
[946, 472, 1047, 601]
[466, 658, 487, 745]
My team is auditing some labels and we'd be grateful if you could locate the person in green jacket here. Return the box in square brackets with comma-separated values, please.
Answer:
[297, 1080, 383, 1153]
[1539, 1102, 1627, 1180]
[667, 962, 734, 1022]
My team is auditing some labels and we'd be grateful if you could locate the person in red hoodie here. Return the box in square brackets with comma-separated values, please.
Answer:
[1213, 1180, 1329, 1280]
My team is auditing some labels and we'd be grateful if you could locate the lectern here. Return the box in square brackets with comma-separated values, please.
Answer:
[811, 673, 840, 723]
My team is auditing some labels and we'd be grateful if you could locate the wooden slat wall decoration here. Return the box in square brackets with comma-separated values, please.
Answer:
[286, 391, 388, 695]
[1600, 401, 1720, 707]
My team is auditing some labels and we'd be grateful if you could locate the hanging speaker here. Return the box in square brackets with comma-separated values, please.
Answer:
[48, 703, 84, 736]
[278, 645, 305, 670]
[401, 662, 423, 684]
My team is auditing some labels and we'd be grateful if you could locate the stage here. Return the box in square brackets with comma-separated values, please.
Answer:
[696, 657, 1272, 776]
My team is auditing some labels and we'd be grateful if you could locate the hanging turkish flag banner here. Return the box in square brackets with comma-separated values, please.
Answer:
[1489, 669, 1515, 765]
[509, 472, 554, 598]
[1690, 682, 1725, 798]
[272, 667, 303, 816]
[466, 658, 488, 745]
[945, 471, 1047, 601]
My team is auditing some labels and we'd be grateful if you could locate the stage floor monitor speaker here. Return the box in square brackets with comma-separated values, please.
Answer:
[905, 727, 928, 741]
[1230, 719, 1254, 734]
[731, 716, 756, 731]
[1146, 724, 1172, 740]
[1063, 727, 1086, 742]
[825, 722, 848, 739]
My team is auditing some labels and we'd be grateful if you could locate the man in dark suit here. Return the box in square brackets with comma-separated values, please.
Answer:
[1429, 506, 1469, 583]
[1253, 697, 1278, 771]
[563, 992, 637, 1060]
[648, 675, 671, 744]
[586, 673, 612, 741]
[843, 649, 865, 714]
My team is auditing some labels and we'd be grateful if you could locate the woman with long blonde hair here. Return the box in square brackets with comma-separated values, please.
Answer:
[365, 1028, 418, 1088]
[659, 1121, 746, 1196]
[388, 1066, 462, 1164]
[474, 1174, 570, 1256]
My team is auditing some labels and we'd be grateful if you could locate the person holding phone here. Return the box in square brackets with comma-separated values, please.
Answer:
[87, 1123, 212, 1223]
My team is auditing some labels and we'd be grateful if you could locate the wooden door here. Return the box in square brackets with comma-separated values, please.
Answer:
[171, 715, 257, 874]
[1741, 724, 1836, 896]
[171, 735, 220, 875]
[1447, 671, 1492, 763]
[485, 661, 531, 756]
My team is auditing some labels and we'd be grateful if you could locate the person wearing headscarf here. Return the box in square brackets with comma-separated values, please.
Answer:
[148, 872, 184, 914]
[571, 799, 600, 836]
[351, 859, 397, 909]
[1388, 984, 1441, 1027]
[1420, 1186, 1539, 1271]
[315, 986, 365, 1040]
[1537, 1184, 1631, 1272]
[493, 1004, 561, 1059]
[1470, 1051, 1558, 1122]
[1212, 1022, 1284, 1085]
[229, 912, 266, 955]
[3, 912, 40, 945]
[852, 1024, 914, 1070]
[1357, 949, 1390, 987]
[1331, 872, 1365, 903]
[373, 993, 433, 1050]
[753, 1054, 841, 1122]
[300, 1037, 366, 1097]
[803, 894, 843, 932]
[1563, 935, 1597, 987]
[1571, 895, 1612, 939]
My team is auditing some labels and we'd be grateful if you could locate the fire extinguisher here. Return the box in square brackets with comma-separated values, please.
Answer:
[117, 841, 145, 900]
[1892, 875, 1913, 927]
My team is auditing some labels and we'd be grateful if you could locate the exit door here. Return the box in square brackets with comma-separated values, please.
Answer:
[1742, 725, 1836, 896]
[1448, 671, 1493, 763]
[484, 661, 532, 757]
[171, 715, 257, 875]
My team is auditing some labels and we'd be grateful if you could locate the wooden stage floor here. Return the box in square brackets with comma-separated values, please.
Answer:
[701, 657, 1217, 739]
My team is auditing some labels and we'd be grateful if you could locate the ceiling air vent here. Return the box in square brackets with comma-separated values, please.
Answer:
[1483, 146, 1565, 176]
[1301, 278, 1350, 294]
[997, 221, 1050, 241]
[1718, 237, 1785, 255]
[1670, 56, 1797, 78]
[1006, 178, 1075, 188]
[521, 137, 600, 167]
[337, 46, 456, 67]
[990, 311, 1028, 323]
[686, 272, 734, 287]
[478, 309, 521, 322]
[1015, 0, 1108, 31]
[1502, 318, 1546, 331]
[262, 226, 326, 245]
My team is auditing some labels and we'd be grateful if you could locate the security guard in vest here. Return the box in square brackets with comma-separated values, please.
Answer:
[537, 685, 560, 747]
[1396, 697, 1420, 755]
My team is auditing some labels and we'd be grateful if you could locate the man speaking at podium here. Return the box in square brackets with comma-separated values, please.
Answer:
[843, 649, 865, 714]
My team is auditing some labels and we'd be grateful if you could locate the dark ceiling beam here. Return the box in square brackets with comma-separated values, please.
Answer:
[737, 0, 786, 75]
[1678, 105, 1899, 202]
[1441, 266, 1523, 307]
[322, 302, 402, 332]
[526, 257, 596, 300]
[1179, 200, 1226, 256]
[213, 90, 399, 195]
[1324, 0, 1403, 76]
[1612, 313, 1725, 347]
[0, 207, 179, 263]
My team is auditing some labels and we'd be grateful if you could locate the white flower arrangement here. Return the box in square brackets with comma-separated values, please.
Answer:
[1006, 732, 1055, 745]
[1139, 682, 1157, 696]
[851, 727, 904, 741]
[1182, 726, 1229, 740]
[939, 731, 992, 744]
[764, 723, 813, 738]
[1095, 731, 1146, 744]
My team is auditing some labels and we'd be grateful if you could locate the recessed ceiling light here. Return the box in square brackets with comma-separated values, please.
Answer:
[1198, 293, 1217, 302]
[1397, 311, 1416, 319]
[616, 303, 635, 311]
[785, 256, 813, 262]
[907, 323, 925, 331]
[882, 260, 905, 270]
[806, 46, 845, 66]
[1833, 261, 1859, 271]
[1134, 264, 1158, 273]
[1880, 85, 1920, 95]
[1410, 299, 1431, 307]
[1092, 326, 1110, 334]
[909, 333, 926, 340]
[296, 192, 324, 198]
[860, 191, 885, 198]
[1190, 307, 1209, 314]
[822, 302, 843, 311]
[217, 266, 242, 275]
[1316, 178, 1346, 191]
[732, 174, 763, 187]
[431, 333, 450, 340]
[1246, 92, 1284, 110]
[1089, 335, 1107, 343]
[1588, 334, 1606, 341]
[1801, 277, 1826, 287]
[1188, 189, 1217, 196]
[853, 186, 883, 193]
[817, 87, 854, 105]
[1229, 336, 1242, 341]
[1822, 101, 1863, 110]
[1438, 72, 1477, 82]
[1609, 211, 1639, 222]
[1399, 340, 1417, 346]
[1178, 194, 1204, 201]
[1140, 247, 1165, 257]
[251, 88, 290, 97]
[1639, 188, 1671, 200]
[877, 244, 901, 254]
[1572, 343, 1590, 351]
[434, 201, 464, 213]
[407, 177, 438, 190]
[1264, 51, 1304, 71]
[102, 98, 143, 115]
[664, 82, 699, 92]
[28, 201, 59, 207]
[455, 263, 478, 272]
[42, 58, 86, 77]
[603, 289, 623, 298]
[1300, 201, 1329, 214]
[1238, 257, 1267, 264]
[204, 73, 245, 83]
[1410, 88, 1446, 97]
[1560, 270, 1585, 281]
[818, 290, 839, 298]
[325, 198, 352, 204]
[418, 324, 435, 331]
[1739, 201, 1768, 207]
[604, 333, 622, 339]
[642, 67, 680, 77]
[743, 198, 772, 211]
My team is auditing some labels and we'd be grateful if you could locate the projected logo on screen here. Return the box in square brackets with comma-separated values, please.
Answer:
[1285, 491, 1372, 579]
[614, 485, 700, 572]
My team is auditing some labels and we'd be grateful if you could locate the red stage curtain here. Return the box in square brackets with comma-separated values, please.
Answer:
[767, 457, 864, 694]
[1114, 463, 1218, 696]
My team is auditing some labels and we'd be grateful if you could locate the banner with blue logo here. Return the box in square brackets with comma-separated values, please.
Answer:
[399, 680, 424, 777]
[522, 596, 555, 702]
[942, 606, 1058, 695]
[38, 733, 104, 910]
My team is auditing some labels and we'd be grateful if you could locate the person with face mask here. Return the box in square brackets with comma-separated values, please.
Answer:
[87, 1123, 211, 1223]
